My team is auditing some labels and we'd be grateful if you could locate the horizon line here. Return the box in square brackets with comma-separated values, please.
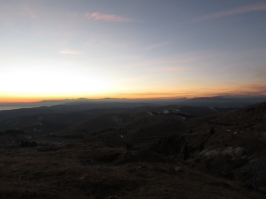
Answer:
[1, 94, 266, 103]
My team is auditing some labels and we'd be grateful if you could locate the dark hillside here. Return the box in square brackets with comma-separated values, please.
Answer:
[0, 142, 264, 199]
[0, 101, 265, 198]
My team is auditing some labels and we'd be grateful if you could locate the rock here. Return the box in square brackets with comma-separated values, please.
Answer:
[138, 165, 148, 170]
[175, 166, 182, 172]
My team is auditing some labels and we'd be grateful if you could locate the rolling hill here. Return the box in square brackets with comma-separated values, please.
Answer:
[0, 101, 266, 198]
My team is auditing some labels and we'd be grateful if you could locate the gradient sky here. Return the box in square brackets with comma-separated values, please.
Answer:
[1, 0, 266, 102]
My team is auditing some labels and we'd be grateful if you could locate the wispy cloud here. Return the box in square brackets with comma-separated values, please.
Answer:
[125, 52, 204, 69]
[162, 66, 195, 72]
[0, 3, 36, 32]
[115, 92, 186, 98]
[144, 42, 171, 51]
[226, 83, 266, 95]
[195, 2, 266, 22]
[59, 49, 81, 55]
[20, 6, 37, 19]
[85, 12, 134, 22]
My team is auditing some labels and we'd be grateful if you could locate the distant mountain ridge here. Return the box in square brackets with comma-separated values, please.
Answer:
[1, 95, 266, 109]
[0, 95, 265, 123]
[178, 95, 266, 107]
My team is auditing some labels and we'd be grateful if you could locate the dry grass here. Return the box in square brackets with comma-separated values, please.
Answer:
[0, 142, 264, 199]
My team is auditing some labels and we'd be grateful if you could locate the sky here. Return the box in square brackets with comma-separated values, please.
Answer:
[0, 0, 266, 102]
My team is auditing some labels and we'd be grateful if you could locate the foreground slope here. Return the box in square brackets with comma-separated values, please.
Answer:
[191, 101, 266, 136]
[151, 101, 266, 190]
[0, 142, 264, 199]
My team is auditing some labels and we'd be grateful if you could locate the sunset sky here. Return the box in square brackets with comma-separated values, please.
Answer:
[1, 0, 266, 102]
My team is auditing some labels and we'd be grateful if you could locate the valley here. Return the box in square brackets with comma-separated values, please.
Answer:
[0, 99, 265, 198]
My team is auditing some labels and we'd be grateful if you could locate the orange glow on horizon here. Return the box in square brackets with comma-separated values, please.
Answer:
[0, 82, 265, 103]
[1, 92, 265, 103]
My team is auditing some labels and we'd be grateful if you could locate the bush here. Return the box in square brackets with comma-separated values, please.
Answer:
[20, 140, 37, 148]
[126, 143, 133, 150]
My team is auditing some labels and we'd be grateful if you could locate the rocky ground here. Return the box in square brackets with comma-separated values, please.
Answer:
[0, 142, 265, 199]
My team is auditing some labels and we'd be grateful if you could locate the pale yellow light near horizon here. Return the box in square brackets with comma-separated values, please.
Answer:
[0, 68, 111, 97]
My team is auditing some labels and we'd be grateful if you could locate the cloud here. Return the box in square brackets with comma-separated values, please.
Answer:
[124, 51, 205, 69]
[227, 83, 266, 95]
[20, 6, 37, 19]
[162, 66, 195, 72]
[85, 12, 134, 22]
[115, 92, 186, 98]
[144, 42, 171, 51]
[59, 49, 81, 55]
[195, 2, 266, 22]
